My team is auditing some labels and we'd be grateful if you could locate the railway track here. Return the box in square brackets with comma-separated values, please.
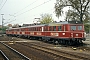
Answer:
[18, 42, 90, 60]
[0, 35, 90, 60]
[0, 50, 9, 60]
[0, 42, 30, 60]
[6, 42, 58, 60]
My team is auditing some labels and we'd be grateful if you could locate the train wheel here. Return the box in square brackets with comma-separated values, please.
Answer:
[76, 39, 80, 44]
[65, 40, 68, 45]
[68, 40, 72, 45]
[79, 40, 83, 44]
[60, 40, 63, 44]
[62, 40, 64, 44]
[54, 40, 59, 45]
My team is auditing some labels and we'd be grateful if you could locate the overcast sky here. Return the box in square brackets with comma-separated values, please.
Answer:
[0, 0, 67, 26]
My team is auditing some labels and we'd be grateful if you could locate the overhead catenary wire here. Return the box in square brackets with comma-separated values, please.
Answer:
[0, 0, 3, 6]
[14, 0, 38, 14]
[0, 0, 7, 11]
[6, 0, 52, 25]
[15, 0, 52, 17]
[9, 8, 54, 25]
[3, 19, 16, 25]
[7, 0, 38, 24]
[17, 8, 54, 24]
[24, 8, 54, 19]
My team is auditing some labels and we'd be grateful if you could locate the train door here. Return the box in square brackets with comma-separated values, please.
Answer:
[43, 26, 48, 41]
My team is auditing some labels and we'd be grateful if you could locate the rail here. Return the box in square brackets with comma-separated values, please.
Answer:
[20, 42, 90, 60]
[1, 42, 30, 60]
[0, 50, 9, 60]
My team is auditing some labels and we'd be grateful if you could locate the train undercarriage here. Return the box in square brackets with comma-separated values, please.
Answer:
[7, 34, 85, 45]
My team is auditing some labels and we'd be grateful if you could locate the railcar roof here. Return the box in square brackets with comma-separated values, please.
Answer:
[6, 24, 48, 30]
[6, 22, 83, 30]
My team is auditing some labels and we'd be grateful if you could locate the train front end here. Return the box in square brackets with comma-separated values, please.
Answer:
[68, 24, 86, 44]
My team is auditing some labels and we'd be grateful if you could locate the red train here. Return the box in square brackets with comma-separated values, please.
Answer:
[6, 22, 86, 45]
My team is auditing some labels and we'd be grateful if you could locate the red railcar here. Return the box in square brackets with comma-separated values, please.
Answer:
[6, 22, 86, 45]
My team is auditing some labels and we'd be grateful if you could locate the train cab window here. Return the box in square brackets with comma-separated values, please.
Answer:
[70, 26, 76, 30]
[53, 26, 56, 31]
[78, 26, 82, 30]
[58, 26, 61, 31]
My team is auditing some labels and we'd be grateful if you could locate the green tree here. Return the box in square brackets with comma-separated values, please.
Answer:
[39, 14, 54, 24]
[84, 24, 90, 33]
[1, 26, 7, 31]
[54, 0, 90, 23]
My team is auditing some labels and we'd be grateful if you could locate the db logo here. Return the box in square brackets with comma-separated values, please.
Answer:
[51, 33, 58, 36]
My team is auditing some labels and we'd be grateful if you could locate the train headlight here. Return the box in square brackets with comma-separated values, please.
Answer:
[62, 33, 65, 35]
[76, 34, 78, 36]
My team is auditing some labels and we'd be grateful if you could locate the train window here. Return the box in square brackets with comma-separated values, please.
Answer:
[38, 27, 39, 31]
[35, 27, 36, 31]
[58, 26, 61, 31]
[40, 27, 41, 31]
[25, 28, 27, 31]
[34, 27, 35, 31]
[50, 26, 53, 31]
[18, 29, 19, 31]
[21, 29, 23, 31]
[44, 26, 47, 31]
[37, 27, 39, 31]
[46, 27, 48, 31]
[31, 28, 32, 31]
[29, 28, 31, 31]
[15, 29, 19, 31]
[70, 26, 76, 30]
[78, 26, 82, 30]
[32, 28, 34, 31]
[34, 27, 36, 31]
[44, 27, 45, 31]
[49, 26, 51, 31]
[33, 28, 34, 31]
[53, 26, 56, 31]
